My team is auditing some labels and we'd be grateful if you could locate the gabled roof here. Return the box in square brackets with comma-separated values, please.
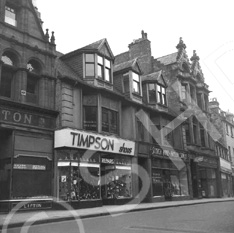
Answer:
[113, 58, 142, 74]
[61, 38, 114, 60]
[141, 70, 167, 86]
[155, 52, 178, 66]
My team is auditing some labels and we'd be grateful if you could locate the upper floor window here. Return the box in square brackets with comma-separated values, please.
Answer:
[226, 123, 229, 135]
[5, 6, 17, 27]
[148, 83, 166, 105]
[0, 51, 17, 98]
[102, 108, 118, 134]
[26, 60, 42, 104]
[181, 84, 187, 101]
[132, 72, 140, 94]
[83, 106, 97, 131]
[192, 117, 198, 144]
[200, 123, 206, 147]
[231, 127, 233, 137]
[85, 54, 111, 82]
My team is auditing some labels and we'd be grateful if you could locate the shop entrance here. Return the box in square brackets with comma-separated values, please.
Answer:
[0, 128, 13, 201]
[190, 160, 199, 198]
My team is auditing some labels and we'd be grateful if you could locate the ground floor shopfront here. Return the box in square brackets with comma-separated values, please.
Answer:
[190, 153, 219, 199]
[138, 143, 190, 202]
[54, 128, 136, 208]
[0, 105, 57, 212]
[219, 158, 233, 197]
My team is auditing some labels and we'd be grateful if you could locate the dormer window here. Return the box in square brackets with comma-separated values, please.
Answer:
[148, 83, 166, 105]
[132, 72, 140, 94]
[85, 54, 112, 83]
[5, 6, 17, 27]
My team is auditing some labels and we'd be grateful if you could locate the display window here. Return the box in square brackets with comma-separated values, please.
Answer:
[101, 155, 132, 199]
[152, 158, 189, 197]
[57, 150, 100, 201]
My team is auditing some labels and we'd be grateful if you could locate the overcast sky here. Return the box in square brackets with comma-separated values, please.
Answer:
[36, 0, 234, 114]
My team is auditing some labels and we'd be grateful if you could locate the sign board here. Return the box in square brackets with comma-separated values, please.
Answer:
[220, 158, 232, 172]
[12, 201, 52, 210]
[54, 129, 135, 156]
[13, 164, 46, 170]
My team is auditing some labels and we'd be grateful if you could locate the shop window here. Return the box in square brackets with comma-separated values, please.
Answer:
[102, 108, 118, 134]
[5, 5, 17, 26]
[157, 85, 166, 105]
[83, 106, 97, 131]
[0, 52, 17, 98]
[26, 60, 41, 104]
[85, 54, 111, 82]
[132, 72, 140, 94]
[101, 158, 132, 199]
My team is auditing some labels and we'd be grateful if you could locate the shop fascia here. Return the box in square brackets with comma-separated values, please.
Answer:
[54, 129, 135, 156]
[219, 158, 232, 173]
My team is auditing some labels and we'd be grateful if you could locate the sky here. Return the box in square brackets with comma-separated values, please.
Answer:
[36, 0, 234, 114]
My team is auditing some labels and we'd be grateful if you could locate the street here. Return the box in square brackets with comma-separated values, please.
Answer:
[2, 201, 234, 233]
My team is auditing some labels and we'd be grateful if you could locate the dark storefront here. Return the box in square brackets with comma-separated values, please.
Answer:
[0, 106, 57, 212]
[191, 154, 219, 198]
[54, 128, 135, 208]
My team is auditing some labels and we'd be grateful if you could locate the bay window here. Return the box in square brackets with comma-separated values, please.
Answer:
[148, 83, 166, 105]
[85, 54, 111, 82]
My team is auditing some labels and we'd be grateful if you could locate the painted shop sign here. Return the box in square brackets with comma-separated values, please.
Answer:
[13, 164, 46, 170]
[0, 107, 54, 129]
[150, 146, 187, 160]
[12, 201, 52, 210]
[55, 129, 135, 156]
[194, 156, 218, 166]
[220, 158, 232, 172]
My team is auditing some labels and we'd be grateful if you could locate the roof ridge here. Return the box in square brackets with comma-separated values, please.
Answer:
[155, 52, 177, 60]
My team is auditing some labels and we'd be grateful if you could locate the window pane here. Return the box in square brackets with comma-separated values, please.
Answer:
[105, 68, 110, 82]
[98, 64, 103, 78]
[84, 106, 97, 131]
[102, 108, 109, 132]
[133, 81, 140, 94]
[148, 84, 156, 103]
[27, 76, 37, 94]
[110, 110, 118, 134]
[5, 6, 17, 26]
[161, 87, 165, 94]
[132, 72, 139, 81]
[85, 54, 94, 62]
[0, 68, 13, 98]
[105, 59, 110, 68]
[98, 55, 103, 65]
[1, 55, 13, 66]
[85, 64, 95, 77]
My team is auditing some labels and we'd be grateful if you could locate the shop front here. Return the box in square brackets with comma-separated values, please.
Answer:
[0, 106, 56, 212]
[150, 145, 190, 202]
[219, 158, 233, 197]
[191, 154, 219, 198]
[54, 128, 135, 208]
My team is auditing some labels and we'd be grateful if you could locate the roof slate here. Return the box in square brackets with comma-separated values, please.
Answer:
[156, 52, 178, 65]
[113, 58, 138, 72]
[114, 51, 130, 65]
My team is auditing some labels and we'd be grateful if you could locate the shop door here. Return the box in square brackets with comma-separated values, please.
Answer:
[190, 160, 199, 198]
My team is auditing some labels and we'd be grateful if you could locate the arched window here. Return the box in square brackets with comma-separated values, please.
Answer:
[26, 59, 42, 104]
[0, 51, 18, 98]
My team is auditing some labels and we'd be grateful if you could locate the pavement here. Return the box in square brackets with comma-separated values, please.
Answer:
[1, 197, 234, 230]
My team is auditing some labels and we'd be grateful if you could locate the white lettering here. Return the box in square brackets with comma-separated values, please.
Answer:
[2, 110, 10, 120]
[13, 112, 21, 122]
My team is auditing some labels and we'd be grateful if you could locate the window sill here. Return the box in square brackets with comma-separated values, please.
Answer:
[132, 92, 142, 98]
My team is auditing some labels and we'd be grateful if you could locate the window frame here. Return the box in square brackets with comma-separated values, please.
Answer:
[83, 106, 98, 131]
[157, 84, 166, 105]
[101, 108, 118, 134]
[5, 5, 17, 27]
[132, 72, 140, 95]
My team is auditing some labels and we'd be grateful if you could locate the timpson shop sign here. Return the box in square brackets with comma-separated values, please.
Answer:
[54, 129, 135, 156]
